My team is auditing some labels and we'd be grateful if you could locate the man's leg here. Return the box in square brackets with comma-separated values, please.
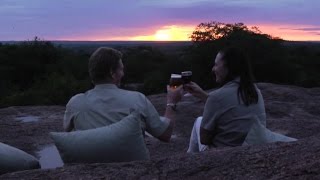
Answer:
[187, 117, 209, 153]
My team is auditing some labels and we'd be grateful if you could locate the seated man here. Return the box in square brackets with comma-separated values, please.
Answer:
[63, 47, 182, 142]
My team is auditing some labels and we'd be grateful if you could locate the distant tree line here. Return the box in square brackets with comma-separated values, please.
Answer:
[0, 37, 91, 107]
[1, 22, 320, 107]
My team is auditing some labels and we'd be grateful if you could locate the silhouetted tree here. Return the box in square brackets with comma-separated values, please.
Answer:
[186, 21, 304, 88]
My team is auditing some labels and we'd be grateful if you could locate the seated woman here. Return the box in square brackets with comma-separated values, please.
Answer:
[185, 47, 267, 152]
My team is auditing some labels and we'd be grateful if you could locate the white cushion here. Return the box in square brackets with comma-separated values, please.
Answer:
[243, 116, 297, 145]
[0, 142, 40, 174]
[50, 111, 150, 163]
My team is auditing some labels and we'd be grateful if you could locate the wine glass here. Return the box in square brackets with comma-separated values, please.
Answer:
[169, 74, 183, 89]
[181, 71, 192, 97]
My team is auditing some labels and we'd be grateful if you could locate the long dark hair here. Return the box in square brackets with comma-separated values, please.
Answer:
[219, 47, 258, 106]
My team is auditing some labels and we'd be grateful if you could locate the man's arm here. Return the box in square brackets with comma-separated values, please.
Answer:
[63, 94, 85, 132]
[64, 118, 74, 132]
[157, 105, 176, 142]
[63, 106, 75, 132]
[156, 85, 183, 142]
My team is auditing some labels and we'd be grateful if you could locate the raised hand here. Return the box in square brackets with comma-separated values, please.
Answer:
[183, 82, 208, 101]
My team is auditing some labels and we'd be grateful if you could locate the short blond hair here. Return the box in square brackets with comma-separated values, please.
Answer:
[88, 47, 122, 84]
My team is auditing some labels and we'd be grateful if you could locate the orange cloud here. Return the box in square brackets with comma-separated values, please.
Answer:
[252, 23, 320, 41]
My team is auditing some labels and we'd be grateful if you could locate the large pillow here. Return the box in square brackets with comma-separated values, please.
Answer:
[243, 116, 297, 145]
[50, 111, 150, 163]
[0, 142, 40, 174]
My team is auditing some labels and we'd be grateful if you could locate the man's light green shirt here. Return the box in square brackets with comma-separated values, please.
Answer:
[64, 84, 169, 138]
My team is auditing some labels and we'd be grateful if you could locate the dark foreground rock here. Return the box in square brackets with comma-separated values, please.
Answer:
[2, 137, 320, 180]
[1, 83, 320, 179]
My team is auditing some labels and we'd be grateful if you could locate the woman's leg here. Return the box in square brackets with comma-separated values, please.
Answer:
[187, 117, 209, 153]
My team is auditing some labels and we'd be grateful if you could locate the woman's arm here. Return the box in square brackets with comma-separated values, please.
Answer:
[184, 82, 209, 102]
[200, 127, 213, 145]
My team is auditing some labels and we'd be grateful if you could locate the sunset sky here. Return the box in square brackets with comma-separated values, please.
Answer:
[1, 0, 319, 41]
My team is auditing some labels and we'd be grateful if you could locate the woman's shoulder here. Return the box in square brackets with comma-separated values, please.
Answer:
[209, 84, 238, 100]
[208, 89, 224, 103]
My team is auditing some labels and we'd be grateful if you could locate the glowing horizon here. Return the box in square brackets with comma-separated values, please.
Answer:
[52, 23, 320, 42]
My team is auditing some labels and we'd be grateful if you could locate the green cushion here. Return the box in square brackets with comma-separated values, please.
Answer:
[50, 111, 150, 163]
[0, 142, 40, 174]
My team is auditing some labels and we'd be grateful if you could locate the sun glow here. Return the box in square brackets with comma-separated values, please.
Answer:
[131, 25, 194, 41]
[155, 30, 171, 41]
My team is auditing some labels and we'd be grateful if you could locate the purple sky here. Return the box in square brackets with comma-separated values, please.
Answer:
[1, 0, 319, 41]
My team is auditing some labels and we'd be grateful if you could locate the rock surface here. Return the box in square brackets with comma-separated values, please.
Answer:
[1, 83, 320, 179]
